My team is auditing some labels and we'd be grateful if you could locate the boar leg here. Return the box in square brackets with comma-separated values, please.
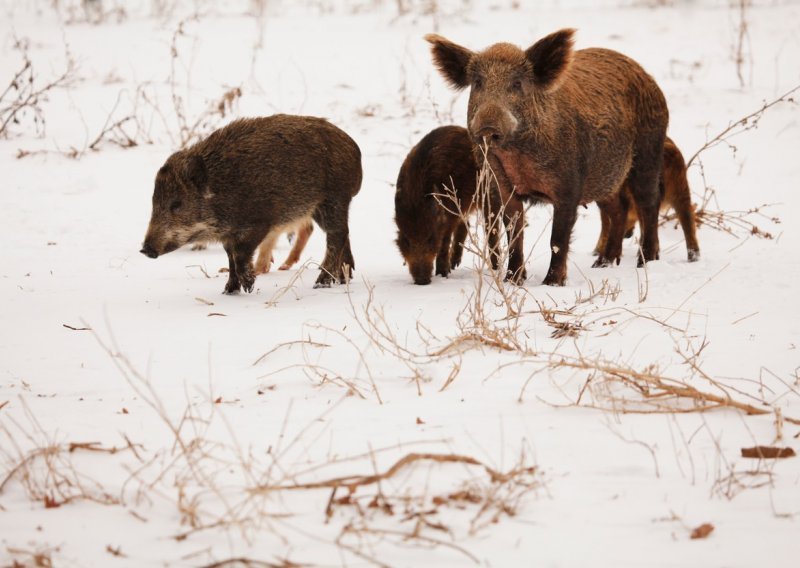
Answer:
[661, 137, 699, 261]
[593, 193, 629, 268]
[502, 194, 527, 284]
[664, 168, 700, 262]
[542, 204, 577, 286]
[313, 204, 353, 288]
[593, 204, 611, 256]
[675, 200, 700, 262]
[223, 237, 259, 294]
[280, 220, 314, 270]
[628, 138, 663, 267]
[450, 220, 468, 269]
[254, 229, 281, 274]
[435, 232, 453, 278]
[223, 248, 241, 294]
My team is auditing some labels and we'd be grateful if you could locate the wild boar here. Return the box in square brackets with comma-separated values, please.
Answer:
[254, 216, 315, 273]
[395, 125, 484, 285]
[594, 136, 699, 262]
[140, 115, 362, 293]
[426, 28, 668, 285]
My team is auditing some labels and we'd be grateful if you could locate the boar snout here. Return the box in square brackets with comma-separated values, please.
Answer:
[140, 242, 158, 259]
[408, 260, 434, 285]
[470, 104, 518, 145]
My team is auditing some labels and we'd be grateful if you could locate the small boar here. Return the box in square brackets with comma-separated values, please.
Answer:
[395, 125, 481, 285]
[427, 28, 668, 285]
[594, 136, 700, 262]
[254, 216, 315, 273]
[140, 115, 362, 293]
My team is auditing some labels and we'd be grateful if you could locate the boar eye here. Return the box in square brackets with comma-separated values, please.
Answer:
[511, 79, 523, 92]
[473, 76, 483, 89]
[170, 200, 183, 214]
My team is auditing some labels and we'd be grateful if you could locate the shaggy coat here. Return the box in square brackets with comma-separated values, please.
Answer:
[141, 115, 362, 293]
[595, 137, 700, 262]
[395, 125, 482, 285]
[427, 29, 669, 285]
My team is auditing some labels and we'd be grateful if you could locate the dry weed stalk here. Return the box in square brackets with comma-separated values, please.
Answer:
[685, 84, 798, 238]
[169, 18, 243, 149]
[84, 86, 160, 153]
[87, 323, 287, 542]
[252, 449, 540, 564]
[686, 84, 799, 170]
[4, 543, 58, 568]
[345, 278, 458, 392]
[254, 319, 378, 401]
[0, 39, 77, 139]
[0, 399, 137, 509]
[522, 348, 800, 427]
[432, 143, 535, 357]
[732, 0, 752, 89]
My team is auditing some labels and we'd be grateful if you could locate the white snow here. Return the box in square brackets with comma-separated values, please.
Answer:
[1, 1, 799, 566]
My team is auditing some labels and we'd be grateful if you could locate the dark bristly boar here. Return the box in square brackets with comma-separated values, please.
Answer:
[140, 115, 362, 293]
[395, 125, 484, 285]
[594, 136, 699, 263]
[426, 28, 669, 286]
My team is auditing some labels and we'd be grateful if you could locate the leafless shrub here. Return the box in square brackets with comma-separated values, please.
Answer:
[517, 342, 800, 428]
[251, 448, 541, 563]
[4, 543, 58, 568]
[1, 319, 546, 564]
[50, 0, 128, 24]
[0, 39, 78, 139]
[85, 86, 158, 152]
[169, 19, 243, 149]
[0, 399, 139, 509]
[731, 0, 752, 89]
[686, 83, 798, 239]
[431, 143, 536, 357]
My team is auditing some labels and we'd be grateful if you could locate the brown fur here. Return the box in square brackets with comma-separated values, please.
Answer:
[254, 217, 315, 273]
[395, 125, 487, 285]
[427, 29, 669, 285]
[141, 115, 362, 293]
[594, 137, 699, 262]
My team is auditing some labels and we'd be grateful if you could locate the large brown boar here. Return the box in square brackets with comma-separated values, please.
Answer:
[140, 115, 362, 293]
[594, 136, 700, 262]
[426, 28, 668, 285]
[395, 125, 483, 285]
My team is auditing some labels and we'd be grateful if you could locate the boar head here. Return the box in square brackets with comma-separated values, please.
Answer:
[141, 152, 217, 258]
[425, 29, 575, 147]
[394, 170, 447, 285]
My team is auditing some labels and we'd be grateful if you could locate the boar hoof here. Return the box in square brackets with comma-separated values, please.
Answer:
[504, 268, 527, 285]
[542, 269, 565, 287]
[224, 280, 241, 294]
[314, 271, 334, 288]
[240, 273, 255, 293]
[687, 249, 700, 262]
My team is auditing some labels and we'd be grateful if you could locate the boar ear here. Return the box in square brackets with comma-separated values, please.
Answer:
[425, 34, 473, 90]
[185, 154, 209, 193]
[525, 28, 575, 92]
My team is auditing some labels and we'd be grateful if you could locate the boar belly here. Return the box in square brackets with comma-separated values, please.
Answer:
[493, 149, 558, 204]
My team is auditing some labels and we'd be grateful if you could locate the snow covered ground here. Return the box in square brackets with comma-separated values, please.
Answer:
[1, 1, 799, 566]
